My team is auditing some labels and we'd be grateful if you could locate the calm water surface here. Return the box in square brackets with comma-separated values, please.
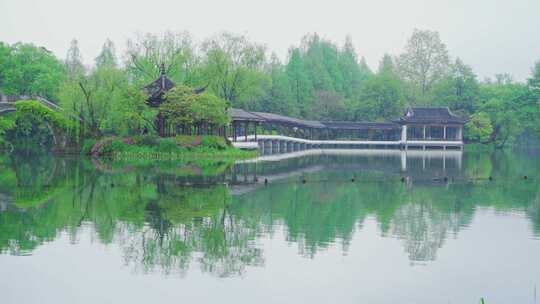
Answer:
[0, 149, 539, 304]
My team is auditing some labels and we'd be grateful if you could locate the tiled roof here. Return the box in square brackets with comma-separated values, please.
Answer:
[250, 112, 326, 128]
[229, 108, 265, 122]
[398, 107, 467, 124]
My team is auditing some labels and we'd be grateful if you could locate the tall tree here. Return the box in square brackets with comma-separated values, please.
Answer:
[339, 36, 364, 99]
[262, 54, 296, 116]
[65, 39, 85, 79]
[0, 42, 11, 92]
[95, 39, 118, 68]
[430, 58, 479, 113]
[358, 56, 373, 80]
[527, 61, 540, 90]
[378, 54, 395, 75]
[396, 29, 450, 100]
[286, 48, 313, 116]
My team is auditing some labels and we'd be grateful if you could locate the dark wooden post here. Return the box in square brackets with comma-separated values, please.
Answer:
[244, 121, 249, 142]
[233, 122, 237, 142]
[254, 122, 258, 141]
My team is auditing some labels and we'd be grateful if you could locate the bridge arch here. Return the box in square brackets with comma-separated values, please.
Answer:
[0, 100, 73, 151]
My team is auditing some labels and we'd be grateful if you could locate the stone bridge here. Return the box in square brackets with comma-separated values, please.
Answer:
[0, 94, 75, 152]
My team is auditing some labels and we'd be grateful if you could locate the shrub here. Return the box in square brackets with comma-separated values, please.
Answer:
[201, 136, 228, 150]
[158, 138, 179, 153]
[132, 135, 159, 147]
[90, 137, 118, 156]
[111, 139, 129, 153]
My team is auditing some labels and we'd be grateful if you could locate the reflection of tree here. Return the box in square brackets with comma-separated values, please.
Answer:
[1, 150, 540, 269]
[118, 185, 264, 277]
[0, 156, 264, 277]
[391, 201, 460, 263]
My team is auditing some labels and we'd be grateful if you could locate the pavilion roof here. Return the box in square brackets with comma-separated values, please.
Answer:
[230, 108, 265, 122]
[397, 107, 467, 124]
[144, 74, 175, 99]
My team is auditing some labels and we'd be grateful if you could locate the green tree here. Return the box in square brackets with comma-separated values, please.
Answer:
[286, 48, 313, 116]
[59, 65, 150, 137]
[311, 90, 345, 120]
[65, 39, 85, 79]
[479, 83, 526, 148]
[397, 29, 450, 101]
[378, 54, 395, 75]
[339, 36, 367, 99]
[528, 61, 540, 90]
[95, 39, 118, 68]
[161, 85, 229, 132]
[125, 31, 196, 85]
[200, 32, 269, 109]
[262, 54, 297, 116]
[430, 58, 479, 113]
[0, 43, 65, 99]
[353, 72, 404, 121]
[465, 112, 493, 143]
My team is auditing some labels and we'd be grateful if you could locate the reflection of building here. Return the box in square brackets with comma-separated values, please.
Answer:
[226, 149, 464, 195]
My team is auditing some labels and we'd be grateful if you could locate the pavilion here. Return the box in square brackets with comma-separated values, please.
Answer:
[396, 107, 466, 143]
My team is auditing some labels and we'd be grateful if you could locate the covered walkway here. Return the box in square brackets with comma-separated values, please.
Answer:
[230, 107, 466, 151]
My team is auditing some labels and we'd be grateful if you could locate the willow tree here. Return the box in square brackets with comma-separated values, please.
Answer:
[200, 32, 269, 110]
[125, 31, 197, 85]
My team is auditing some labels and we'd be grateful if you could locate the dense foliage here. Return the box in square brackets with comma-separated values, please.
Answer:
[0, 42, 65, 99]
[1, 29, 539, 148]
[161, 86, 230, 131]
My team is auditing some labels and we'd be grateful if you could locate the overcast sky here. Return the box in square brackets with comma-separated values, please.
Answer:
[1, 0, 539, 81]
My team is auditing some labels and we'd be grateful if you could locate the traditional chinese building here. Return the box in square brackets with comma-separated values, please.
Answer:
[397, 107, 466, 148]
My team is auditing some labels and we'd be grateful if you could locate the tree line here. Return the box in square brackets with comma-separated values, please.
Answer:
[0, 29, 539, 147]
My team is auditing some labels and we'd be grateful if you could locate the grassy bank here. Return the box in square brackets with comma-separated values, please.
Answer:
[84, 135, 257, 161]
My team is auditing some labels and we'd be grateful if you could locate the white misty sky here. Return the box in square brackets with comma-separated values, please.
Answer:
[1, 0, 539, 81]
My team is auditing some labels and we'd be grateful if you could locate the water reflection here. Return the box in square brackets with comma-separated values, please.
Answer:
[0, 150, 539, 276]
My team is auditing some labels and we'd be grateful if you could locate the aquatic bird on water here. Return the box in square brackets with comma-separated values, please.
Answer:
[524, 175, 528, 180]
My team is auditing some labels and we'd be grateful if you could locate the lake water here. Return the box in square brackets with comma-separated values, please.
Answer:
[0, 149, 539, 304]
